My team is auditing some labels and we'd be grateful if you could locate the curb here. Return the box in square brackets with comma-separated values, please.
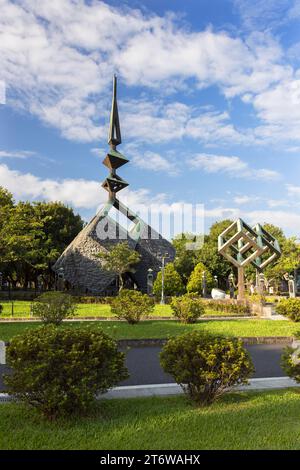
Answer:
[1, 377, 299, 402]
[118, 337, 293, 347]
[0, 316, 256, 322]
[1, 336, 294, 351]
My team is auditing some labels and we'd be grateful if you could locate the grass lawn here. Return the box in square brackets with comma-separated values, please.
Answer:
[0, 319, 299, 342]
[1, 389, 300, 449]
[0, 300, 247, 319]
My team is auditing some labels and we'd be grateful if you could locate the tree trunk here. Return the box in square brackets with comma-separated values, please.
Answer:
[118, 274, 124, 293]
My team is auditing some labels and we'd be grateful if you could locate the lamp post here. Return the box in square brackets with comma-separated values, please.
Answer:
[147, 268, 154, 296]
[202, 271, 207, 298]
[158, 252, 169, 305]
[57, 267, 65, 291]
[258, 273, 265, 296]
[288, 274, 296, 298]
[214, 275, 218, 288]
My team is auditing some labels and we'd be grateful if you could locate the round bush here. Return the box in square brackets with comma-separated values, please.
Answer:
[4, 325, 129, 419]
[32, 292, 76, 324]
[281, 335, 300, 382]
[110, 289, 154, 324]
[160, 332, 254, 406]
[170, 294, 205, 323]
[276, 298, 300, 322]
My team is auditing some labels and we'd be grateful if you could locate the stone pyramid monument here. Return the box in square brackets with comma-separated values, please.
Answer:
[53, 76, 175, 294]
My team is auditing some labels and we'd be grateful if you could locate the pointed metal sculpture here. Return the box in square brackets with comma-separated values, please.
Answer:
[102, 75, 128, 200]
[108, 74, 122, 147]
[53, 74, 175, 294]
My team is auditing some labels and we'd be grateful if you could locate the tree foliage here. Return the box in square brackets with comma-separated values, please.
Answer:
[32, 292, 76, 324]
[97, 242, 141, 292]
[187, 262, 214, 295]
[160, 332, 254, 406]
[0, 188, 83, 289]
[153, 262, 185, 297]
[4, 325, 128, 419]
[170, 294, 205, 323]
[110, 289, 154, 324]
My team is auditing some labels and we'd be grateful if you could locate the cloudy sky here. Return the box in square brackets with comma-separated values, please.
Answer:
[1, 0, 300, 236]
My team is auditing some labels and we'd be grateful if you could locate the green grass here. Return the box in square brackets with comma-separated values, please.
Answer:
[1, 389, 300, 449]
[0, 300, 247, 319]
[0, 301, 168, 318]
[0, 319, 299, 343]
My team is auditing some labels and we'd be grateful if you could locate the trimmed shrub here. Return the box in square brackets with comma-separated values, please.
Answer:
[4, 325, 128, 419]
[170, 294, 205, 323]
[153, 263, 185, 297]
[276, 298, 300, 322]
[160, 332, 254, 406]
[281, 334, 300, 383]
[110, 289, 154, 324]
[31, 292, 76, 324]
[187, 262, 214, 296]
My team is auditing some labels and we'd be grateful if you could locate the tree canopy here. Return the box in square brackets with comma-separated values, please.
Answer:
[97, 242, 141, 292]
[0, 187, 83, 289]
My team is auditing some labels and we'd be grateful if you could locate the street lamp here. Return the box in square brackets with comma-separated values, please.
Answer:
[147, 268, 154, 296]
[157, 252, 169, 305]
[214, 275, 218, 288]
[202, 271, 207, 298]
[259, 273, 265, 295]
[57, 267, 65, 291]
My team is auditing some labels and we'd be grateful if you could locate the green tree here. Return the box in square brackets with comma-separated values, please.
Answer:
[172, 233, 198, 283]
[0, 193, 84, 289]
[32, 202, 83, 287]
[153, 262, 185, 297]
[0, 187, 14, 210]
[97, 242, 141, 292]
[196, 220, 233, 283]
[187, 262, 214, 295]
[263, 224, 300, 287]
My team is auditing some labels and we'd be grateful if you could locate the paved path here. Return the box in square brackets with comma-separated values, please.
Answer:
[119, 343, 291, 386]
[0, 343, 291, 391]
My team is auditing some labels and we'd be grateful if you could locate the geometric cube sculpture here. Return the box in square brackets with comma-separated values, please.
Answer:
[218, 218, 281, 299]
[218, 219, 281, 271]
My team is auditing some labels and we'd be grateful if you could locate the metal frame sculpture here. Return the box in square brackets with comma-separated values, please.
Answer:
[218, 218, 281, 300]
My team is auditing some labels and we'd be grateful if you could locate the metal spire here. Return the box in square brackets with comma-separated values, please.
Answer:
[108, 74, 121, 148]
[102, 75, 128, 200]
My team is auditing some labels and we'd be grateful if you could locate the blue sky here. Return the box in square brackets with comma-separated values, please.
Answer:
[1, 0, 300, 236]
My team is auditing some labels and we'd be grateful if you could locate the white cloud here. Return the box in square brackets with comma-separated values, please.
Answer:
[233, 0, 292, 31]
[0, 149, 36, 159]
[132, 150, 178, 175]
[250, 73, 300, 145]
[233, 195, 254, 205]
[189, 153, 281, 181]
[287, 184, 300, 197]
[0, 0, 292, 145]
[0, 162, 166, 210]
[247, 209, 300, 234]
